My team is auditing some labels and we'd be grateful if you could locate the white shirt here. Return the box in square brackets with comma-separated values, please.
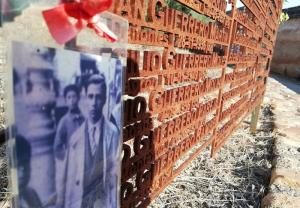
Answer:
[87, 118, 102, 156]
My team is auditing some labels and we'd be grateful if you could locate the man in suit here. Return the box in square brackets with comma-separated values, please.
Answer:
[64, 74, 120, 208]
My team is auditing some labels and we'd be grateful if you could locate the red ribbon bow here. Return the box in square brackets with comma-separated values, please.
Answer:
[42, 0, 117, 45]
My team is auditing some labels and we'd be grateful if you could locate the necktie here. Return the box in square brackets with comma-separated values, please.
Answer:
[91, 126, 97, 156]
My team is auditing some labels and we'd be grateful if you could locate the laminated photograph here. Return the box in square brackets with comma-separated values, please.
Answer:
[1, 0, 127, 207]
[12, 41, 123, 208]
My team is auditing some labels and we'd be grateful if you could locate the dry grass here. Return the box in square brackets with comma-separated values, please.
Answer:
[0, 143, 9, 206]
[150, 105, 275, 208]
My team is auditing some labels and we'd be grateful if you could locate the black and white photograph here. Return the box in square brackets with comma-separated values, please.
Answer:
[12, 41, 123, 208]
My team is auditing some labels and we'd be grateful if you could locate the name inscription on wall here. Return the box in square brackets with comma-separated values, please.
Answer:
[109, 0, 283, 207]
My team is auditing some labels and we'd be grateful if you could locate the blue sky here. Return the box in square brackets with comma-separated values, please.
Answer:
[283, 0, 300, 9]
[235, 0, 299, 9]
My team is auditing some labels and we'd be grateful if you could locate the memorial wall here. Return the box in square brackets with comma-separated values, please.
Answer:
[109, 0, 283, 207]
[0, 0, 283, 207]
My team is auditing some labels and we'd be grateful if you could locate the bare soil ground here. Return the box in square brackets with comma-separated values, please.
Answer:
[261, 75, 300, 207]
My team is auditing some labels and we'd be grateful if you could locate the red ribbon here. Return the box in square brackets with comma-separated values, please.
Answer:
[42, 0, 117, 45]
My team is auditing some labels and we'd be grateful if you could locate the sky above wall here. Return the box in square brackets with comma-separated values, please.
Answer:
[283, 0, 300, 9]
[235, 0, 300, 9]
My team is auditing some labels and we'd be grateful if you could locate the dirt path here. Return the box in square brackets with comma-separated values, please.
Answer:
[262, 75, 300, 207]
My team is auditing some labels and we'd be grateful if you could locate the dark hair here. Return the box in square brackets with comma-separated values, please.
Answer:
[63, 84, 80, 98]
[16, 134, 31, 164]
[85, 74, 107, 98]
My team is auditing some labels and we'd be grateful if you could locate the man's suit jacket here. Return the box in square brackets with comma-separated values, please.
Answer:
[64, 117, 120, 208]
